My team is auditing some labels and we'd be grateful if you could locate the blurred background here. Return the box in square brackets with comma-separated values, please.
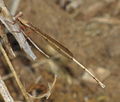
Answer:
[0, 0, 120, 102]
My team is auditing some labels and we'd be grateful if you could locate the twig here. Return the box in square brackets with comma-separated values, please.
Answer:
[0, 0, 36, 60]
[28, 75, 57, 99]
[0, 42, 32, 102]
[10, 0, 21, 16]
[0, 76, 14, 102]
[0, 22, 16, 58]
[92, 17, 120, 25]
[1, 73, 13, 81]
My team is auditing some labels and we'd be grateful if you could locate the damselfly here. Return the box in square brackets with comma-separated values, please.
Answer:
[0, 0, 105, 89]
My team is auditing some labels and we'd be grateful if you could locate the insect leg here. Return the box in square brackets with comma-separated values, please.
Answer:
[23, 33, 50, 58]
[4, 19, 16, 25]
[14, 12, 23, 20]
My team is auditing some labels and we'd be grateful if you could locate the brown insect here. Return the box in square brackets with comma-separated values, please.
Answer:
[15, 13, 105, 88]
[0, 0, 105, 89]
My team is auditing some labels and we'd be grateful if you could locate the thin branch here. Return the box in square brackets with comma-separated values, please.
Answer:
[1, 73, 13, 81]
[0, 23, 16, 58]
[0, 0, 36, 60]
[0, 76, 15, 102]
[27, 75, 57, 99]
[10, 0, 21, 16]
[0, 42, 32, 102]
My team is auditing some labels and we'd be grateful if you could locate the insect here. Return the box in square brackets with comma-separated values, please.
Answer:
[16, 14, 105, 88]
[0, 0, 105, 89]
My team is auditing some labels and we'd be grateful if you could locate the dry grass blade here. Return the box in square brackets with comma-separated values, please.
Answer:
[10, 0, 21, 16]
[0, 76, 14, 102]
[1, 73, 13, 81]
[0, 42, 32, 102]
[0, 23, 15, 58]
[17, 17, 105, 88]
[92, 17, 120, 25]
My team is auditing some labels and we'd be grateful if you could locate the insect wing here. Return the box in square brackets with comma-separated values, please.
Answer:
[18, 18, 73, 60]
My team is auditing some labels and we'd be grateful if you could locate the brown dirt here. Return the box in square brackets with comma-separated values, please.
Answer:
[0, 0, 120, 102]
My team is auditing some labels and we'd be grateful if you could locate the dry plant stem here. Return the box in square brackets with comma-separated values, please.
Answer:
[0, 0, 36, 60]
[10, 0, 21, 16]
[0, 24, 15, 58]
[47, 75, 57, 99]
[92, 17, 120, 25]
[0, 42, 32, 102]
[2, 73, 13, 81]
[0, 76, 14, 102]
[2, 34, 16, 58]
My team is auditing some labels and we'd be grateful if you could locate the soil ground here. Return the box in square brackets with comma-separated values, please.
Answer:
[0, 0, 120, 102]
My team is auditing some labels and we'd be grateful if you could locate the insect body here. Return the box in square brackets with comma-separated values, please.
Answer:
[17, 17, 105, 88]
[0, 0, 105, 88]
